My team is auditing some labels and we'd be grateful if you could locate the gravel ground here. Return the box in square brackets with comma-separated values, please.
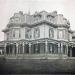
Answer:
[0, 58, 75, 74]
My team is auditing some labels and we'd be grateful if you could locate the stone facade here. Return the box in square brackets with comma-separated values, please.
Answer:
[0, 11, 75, 58]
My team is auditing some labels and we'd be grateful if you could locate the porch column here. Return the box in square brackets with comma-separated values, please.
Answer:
[14, 44, 16, 55]
[49, 43, 52, 54]
[61, 43, 63, 54]
[16, 43, 18, 55]
[12, 44, 14, 55]
[45, 40, 48, 53]
[66, 44, 68, 55]
[58, 43, 61, 54]
[23, 42, 25, 54]
[70, 46, 73, 57]
[29, 43, 31, 54]
[4, 43, 7, 56]
[9, 44, 10, 55]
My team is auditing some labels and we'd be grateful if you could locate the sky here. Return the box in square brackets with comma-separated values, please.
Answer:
[0, 0, 75, 41]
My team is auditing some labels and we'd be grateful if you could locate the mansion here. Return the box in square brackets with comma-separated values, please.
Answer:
[0, 11, 75, 59]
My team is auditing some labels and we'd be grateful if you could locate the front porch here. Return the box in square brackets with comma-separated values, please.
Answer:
[0, 39, 74, 58]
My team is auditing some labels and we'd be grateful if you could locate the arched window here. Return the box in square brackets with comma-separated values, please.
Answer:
[47, 15, 55, 21]
[49, 28, 54, 38]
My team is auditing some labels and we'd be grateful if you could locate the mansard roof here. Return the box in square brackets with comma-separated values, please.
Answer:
[7, 11, 70, 28]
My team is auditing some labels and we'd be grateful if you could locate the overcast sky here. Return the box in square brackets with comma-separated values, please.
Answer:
[0, 0, 75, 41]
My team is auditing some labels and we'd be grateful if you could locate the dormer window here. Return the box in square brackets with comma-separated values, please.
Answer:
[34, 14, 41, 18]
[15, 17, 20, 22]
[47, 15, 55, 18]
[10, 17, 14, 23]
[33, 14, 41, 22]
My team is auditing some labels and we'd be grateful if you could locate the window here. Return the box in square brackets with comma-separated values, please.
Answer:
[19, 30, 21, 38]
[47, 15, 55, 21]
[34, 27, 40, 38]
[58, 30, 63, 39]
[7, 33, 9, 40]
[13, 29, 20, 38]
[10, 18, 14, 23]
[10, 30, 12, 38]
[25, 28, 32, 39]
[59, 31, 63, 38]
[49, 28, 54, 38]
[15, 17, 20, 23]
[13, 31, 15, 37]
[33, 14, 41, 22]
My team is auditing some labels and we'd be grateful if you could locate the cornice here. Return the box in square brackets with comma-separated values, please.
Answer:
[7, 20, 69, 28]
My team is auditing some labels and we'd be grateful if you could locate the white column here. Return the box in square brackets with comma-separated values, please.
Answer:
[58, 43, 61, 54]
[9, 44, 10, 55]
[4, 43, 7, 56]
[12, 44, 14, 55]
[45, 40, 48, 53]
[23, 42, 25, 54]
[29, 43, 31, 54]
[66, 44, 68, 55]
[70, 46, 73, 57]
[51, 44, 52, 54]
[36, 41, 39, 53]
[61, 43, 63, 54]
[16, 43, 18, 54]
